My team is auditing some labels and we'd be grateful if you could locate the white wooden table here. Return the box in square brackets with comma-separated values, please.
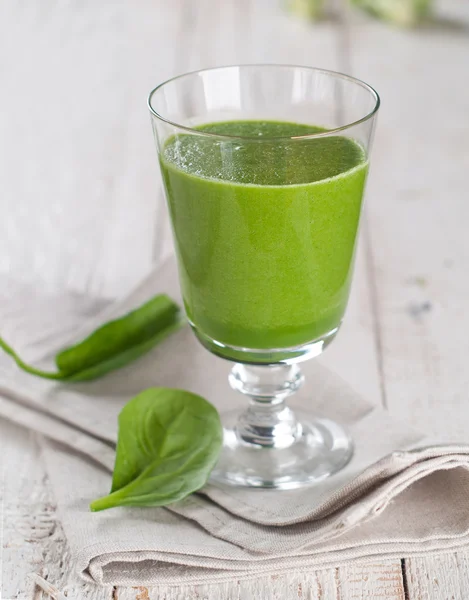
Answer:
[2, 0, 469, 597]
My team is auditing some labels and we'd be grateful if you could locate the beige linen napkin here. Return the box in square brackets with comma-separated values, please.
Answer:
[2, 259, 469, 589]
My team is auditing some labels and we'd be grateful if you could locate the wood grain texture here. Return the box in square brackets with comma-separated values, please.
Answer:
[346, 1, 469, 597]
[337, 563, 406, 599]
[0, 0, 181, 299]
[345, 0, 469, 438]
[406, 554, 469, 600]
[113, 564, 409, 600]
[115, 570, 340, 600]
[0, 420, 111, 600]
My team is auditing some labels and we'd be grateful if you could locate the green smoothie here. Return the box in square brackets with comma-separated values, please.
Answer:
[160, 120, 368, 352]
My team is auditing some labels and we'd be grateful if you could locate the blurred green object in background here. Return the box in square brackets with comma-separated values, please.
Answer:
[351, 0, 433, 27]
[286, 0, 325, 20]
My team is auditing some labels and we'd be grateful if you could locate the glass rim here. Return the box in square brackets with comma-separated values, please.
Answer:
[147, 64, 380, 142]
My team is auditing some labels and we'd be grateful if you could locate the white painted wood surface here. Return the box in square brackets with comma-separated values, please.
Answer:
[1, 0, 469, 598]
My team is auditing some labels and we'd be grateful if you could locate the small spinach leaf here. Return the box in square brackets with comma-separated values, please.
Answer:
[90, 388, 223, 511]
[0, 294, 183, 381]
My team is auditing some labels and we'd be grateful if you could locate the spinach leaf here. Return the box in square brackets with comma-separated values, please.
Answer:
[0, 294, 183, 381]
[90, 388, 223, 511]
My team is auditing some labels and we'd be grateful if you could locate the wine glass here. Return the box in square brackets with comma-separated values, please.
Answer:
[149, 65, 379, 489]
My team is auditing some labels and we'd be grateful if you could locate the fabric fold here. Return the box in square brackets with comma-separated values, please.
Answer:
[2, 261, 469, 589]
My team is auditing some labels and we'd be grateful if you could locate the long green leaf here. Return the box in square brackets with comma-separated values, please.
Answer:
[0, 294, 183, 382]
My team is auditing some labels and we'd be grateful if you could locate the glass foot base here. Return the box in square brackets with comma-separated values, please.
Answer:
[210, 410, 353, 489]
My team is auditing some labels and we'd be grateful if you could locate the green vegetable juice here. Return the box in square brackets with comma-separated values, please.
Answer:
[160, 121, 368, 351]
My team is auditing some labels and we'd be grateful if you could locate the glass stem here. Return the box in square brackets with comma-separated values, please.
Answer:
[229, 363, 305, 449]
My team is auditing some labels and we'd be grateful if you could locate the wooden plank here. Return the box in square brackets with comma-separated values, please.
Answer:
[406, 553, 469, 600]
[0, 0, 182, 299]
[114, 564, 410, 600]
[345, 0, 469, 437]
[346, 0, 469, 598]
[0, 420, 111, 600]
[337, 563, 406, 599]
[116, 569, 339, 600]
